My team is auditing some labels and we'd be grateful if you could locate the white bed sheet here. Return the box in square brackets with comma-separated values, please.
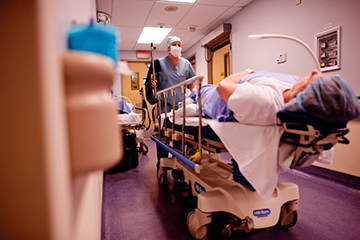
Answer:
[208, 120, 294, 199]
[117, 112, 142, 126]
[161, 102, 334, 199]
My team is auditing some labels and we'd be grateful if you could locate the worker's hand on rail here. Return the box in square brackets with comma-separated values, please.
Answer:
[151, 74, 157, 88]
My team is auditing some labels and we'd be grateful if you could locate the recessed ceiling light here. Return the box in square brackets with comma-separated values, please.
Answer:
[164, 6, 178, 12]
[137, 27, 172, 44]
[161, 0, 197, 3]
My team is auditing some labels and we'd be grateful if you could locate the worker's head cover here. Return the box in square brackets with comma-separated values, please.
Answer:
[284, 75, 360, 123]
[166, 36, 181, 48]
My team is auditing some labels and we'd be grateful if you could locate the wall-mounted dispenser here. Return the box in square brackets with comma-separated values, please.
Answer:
[63, 51, 122, 176]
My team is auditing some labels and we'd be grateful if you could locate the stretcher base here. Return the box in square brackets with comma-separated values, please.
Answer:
[158, 154, 299, 239]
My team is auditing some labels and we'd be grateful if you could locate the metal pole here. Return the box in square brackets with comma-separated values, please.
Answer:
[182, 85, 186, 154]
[150, 43, 159, 130]
[197, 80, 202, 162]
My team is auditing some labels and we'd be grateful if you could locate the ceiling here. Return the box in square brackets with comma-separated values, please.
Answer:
[96, 0, 254, 52]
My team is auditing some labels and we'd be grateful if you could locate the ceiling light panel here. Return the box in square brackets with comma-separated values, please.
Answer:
[160, 0, 197, 3]
[137, 27, 172, 44]
[196, 0, 238, 6]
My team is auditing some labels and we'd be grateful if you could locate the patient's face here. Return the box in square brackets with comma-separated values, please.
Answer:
[289, 70, 325, 99]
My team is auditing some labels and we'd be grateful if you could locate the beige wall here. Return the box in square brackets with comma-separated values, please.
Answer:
[0, 1, 71, 239]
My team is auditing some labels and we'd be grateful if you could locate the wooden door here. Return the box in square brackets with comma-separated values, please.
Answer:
[212, 43, 231, 85]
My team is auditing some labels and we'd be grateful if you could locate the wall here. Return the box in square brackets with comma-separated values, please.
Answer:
[0, 0, 71, 239]
[228, 0, 360, 93]
[227, 0, 360, 177]
[185, 0, 360, 89]
[0, 0, 105, 239]
[183, 44, 209, 84]
[57, 0, 97, 50]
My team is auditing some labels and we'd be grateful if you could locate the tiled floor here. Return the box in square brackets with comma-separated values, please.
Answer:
[102, 140, 360, 240]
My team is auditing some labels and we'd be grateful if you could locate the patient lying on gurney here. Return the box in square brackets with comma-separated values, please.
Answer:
[187, 69, 360, 198]
[116, 99, 143, 125]
[189, 69, 360, 125]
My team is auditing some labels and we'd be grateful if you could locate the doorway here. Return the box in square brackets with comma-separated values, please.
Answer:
[204, 35, 231, 85]
[121, 61, 154, 129]
[211, 41, 231, 85]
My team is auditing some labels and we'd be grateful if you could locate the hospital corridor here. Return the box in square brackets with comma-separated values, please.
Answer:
[1, 0, 360, 240]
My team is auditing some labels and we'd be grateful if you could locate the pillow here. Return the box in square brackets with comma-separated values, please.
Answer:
[173, 103, 198, 118]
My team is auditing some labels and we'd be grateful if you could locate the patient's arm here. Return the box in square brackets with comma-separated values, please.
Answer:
[227, 82, 283, 125]
[217, 70, 252, 103]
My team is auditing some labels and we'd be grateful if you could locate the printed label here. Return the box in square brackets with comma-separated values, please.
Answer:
[253, 208, 271, 218]
[194, 182, 206, 194]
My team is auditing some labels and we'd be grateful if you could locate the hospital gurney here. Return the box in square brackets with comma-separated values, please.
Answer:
[150, 75, 350, 239]
[116, 88, 151, 155]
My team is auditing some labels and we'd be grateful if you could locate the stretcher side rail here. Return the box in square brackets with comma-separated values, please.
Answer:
[153, 75, 205, 169]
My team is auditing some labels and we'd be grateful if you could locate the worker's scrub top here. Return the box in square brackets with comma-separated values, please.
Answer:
[157, 56, 196, 112]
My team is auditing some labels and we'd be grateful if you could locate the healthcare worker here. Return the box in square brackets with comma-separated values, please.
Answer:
[145, 36, 196, 112]
[145, 36, 196, 171]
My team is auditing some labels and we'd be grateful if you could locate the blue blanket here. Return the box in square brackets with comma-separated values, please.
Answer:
[117, 100, 134, 114]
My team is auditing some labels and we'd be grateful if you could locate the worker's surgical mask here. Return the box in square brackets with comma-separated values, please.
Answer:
[170, 46, 182, 58]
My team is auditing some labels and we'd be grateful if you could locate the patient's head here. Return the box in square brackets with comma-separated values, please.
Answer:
[284, 70, 324, 102]
[284, 74, 360, 123]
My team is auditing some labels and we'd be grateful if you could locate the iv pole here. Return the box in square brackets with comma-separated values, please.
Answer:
[150, 42, 159, 131]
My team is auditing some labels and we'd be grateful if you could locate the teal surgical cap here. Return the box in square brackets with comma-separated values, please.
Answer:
[166, 36, 181, 48]
[284, 75, 360, 124]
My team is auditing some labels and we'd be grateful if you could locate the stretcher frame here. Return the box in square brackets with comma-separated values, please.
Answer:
[117, 88, 151, 155]
[150, 75, 350, 239]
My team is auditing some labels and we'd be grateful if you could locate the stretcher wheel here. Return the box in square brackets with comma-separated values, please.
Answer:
[138, 142, 148, 155]
[276, 210, 298, 229]
[187, 211, 210, 240]
[158, 173, 167, 186]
